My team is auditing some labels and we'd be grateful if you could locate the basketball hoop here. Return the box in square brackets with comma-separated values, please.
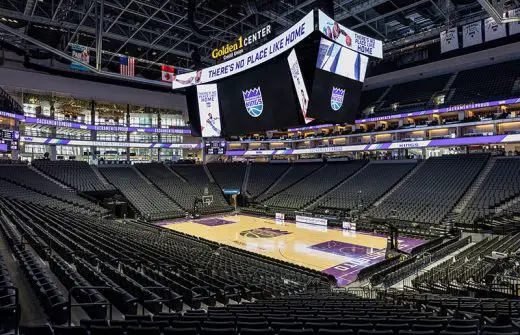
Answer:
[202, 195, 213, 206]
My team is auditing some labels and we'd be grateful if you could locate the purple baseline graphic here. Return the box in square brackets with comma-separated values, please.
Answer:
[239, 227, 292, 238]
[194, 218, 235, 226]
[317, 235, 425, 286]
[310, 241, 382, 257]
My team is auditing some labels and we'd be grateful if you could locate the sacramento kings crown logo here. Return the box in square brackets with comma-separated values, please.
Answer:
[242, 87, 264, 118]
[330, 87, 345, 111]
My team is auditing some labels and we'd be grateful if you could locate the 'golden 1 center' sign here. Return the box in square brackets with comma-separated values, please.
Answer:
[211, 25, 273, 61]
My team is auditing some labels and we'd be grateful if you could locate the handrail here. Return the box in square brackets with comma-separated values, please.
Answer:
[142, 286, 180, 314]
[67, 286, 113, 326]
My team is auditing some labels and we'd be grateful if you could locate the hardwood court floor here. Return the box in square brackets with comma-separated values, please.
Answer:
[163, 214, 424, 286]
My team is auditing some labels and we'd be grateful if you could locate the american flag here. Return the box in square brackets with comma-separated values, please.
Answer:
[119, 56, 135, 76]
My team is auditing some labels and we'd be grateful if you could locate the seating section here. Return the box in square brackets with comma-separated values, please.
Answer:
[246, 163, 290, 198]
[375, 236, 471, 287]
[99, 166, 184, 220]
[48, 254, 108, 320]
[262, 161, 367, 210]
[358, 59, 520, 117]
[358, 87, 387, 113]
[0, 164, 106, 214]
[0, 197, 331, 325]
[0, 86, 23, 115]
[172, 164, 232, 213]
[312, 161, 417, 212]
[0, 206, 68, 325]
[0, 250, 17, 332]
[135, 163, 232, 215]
[208, 163, 247, 191]
[0, 179, 99, 215]
[367, 154, 489, 224]
[450, 60, 520, 104]
[380, 74, 451, 110]
[256, 163, 324, 202]
[17, 292, 520, 335]
[458, 157, 520, 223]
[413, 233, 520, 294]
[32, 160, 116, 192]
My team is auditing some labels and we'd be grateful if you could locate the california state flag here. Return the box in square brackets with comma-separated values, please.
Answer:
[161, 65, 175, 82]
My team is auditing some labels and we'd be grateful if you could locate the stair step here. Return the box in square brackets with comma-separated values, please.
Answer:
[305, 161, 370, 210]
[131, 166, 153, 185]
[242, 162, 252, 195]
[29, 165, 73, 191]
[257, 164, 293, 200]
[451, 156, 496, 215]
[91, 165, 111, 186]
[203, 165, 215, 183]
[373, 160, 423, 207]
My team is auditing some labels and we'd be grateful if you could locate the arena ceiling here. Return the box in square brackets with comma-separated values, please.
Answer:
[0, 0, 517, 73]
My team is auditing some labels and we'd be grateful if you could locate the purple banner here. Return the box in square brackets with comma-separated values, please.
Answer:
[0, 111, 25, 120]
[356, 98, 520, 124]
[429, 135, 507, 146]
[288, 124, 334, 132]
[0, 111, 191, 134]
[0, 144, 7, 152]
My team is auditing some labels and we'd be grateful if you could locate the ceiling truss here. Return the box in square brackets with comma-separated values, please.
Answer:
[0, 0, 508, 74]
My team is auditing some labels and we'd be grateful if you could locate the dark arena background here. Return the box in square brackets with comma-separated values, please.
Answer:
[2, 0, 520, 333]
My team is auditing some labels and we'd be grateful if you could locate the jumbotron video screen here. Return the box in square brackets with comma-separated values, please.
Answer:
[184, 9, 381, 137]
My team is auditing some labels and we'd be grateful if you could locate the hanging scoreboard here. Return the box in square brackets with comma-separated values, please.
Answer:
[205, 139, 227, 155]
[0, 129, 20, 152]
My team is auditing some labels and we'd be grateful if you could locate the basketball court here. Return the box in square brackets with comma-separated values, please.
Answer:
[161, 214, 425, 286]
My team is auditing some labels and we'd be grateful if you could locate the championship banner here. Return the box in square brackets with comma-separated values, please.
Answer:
[71, 44, 90, 71]
[463, 21, 483, 48]
[484, 17, 506, 42]
[172, 11, 314, 90]
[318, 10, 383, 59]
[440, 27, 459, 53]
[287, 49, 313, 124]
[197, 84, 222, 137]
[509, 8, 520, 35]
